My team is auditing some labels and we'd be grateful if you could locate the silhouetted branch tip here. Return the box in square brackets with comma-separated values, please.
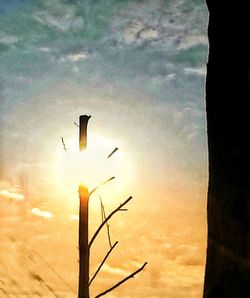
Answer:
[107, 147, 119, 159]
[61, 137, 68, 153]
[94, 262, 147, 298]
[90, 177, 115, 196]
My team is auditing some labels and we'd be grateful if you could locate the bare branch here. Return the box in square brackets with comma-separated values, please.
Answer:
[61, 137, 68, 153]
[89, 241, 119, 286]
[89, 196, 132, 249]
[107, 147, 119, 159]
[94, 262, 148, 298]
[89, 177, 115, 196]
[100, 196, 112, 248]
[74, 121, 79, 127]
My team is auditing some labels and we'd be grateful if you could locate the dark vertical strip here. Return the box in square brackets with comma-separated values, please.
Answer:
[203, 1, 250, 297]
[78, 186, 90, 298]
[79, 115, 91, 151]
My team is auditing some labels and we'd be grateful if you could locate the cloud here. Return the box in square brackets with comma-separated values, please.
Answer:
[39, 47, 51, 53]
[31, 208, 53, 219]
[178, 35, 208, 50]
[0, 190, 25, 201]
[33, 1, 84, 33]
[184, 67, 206, 76]
[34, 12, 83, 32]
[102, 263, 129, 277]
[122, 19, 160, 46]
[139, 27, 159, 41]
[122, 20, 145, 45]
[67, 52, 88, 62]
[0, 35, 19, 45]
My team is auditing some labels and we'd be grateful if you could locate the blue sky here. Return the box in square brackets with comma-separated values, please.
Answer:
[0, 1, 208, 297]
[0, 0, 208, 185]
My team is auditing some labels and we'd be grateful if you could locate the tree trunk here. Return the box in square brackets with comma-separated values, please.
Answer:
[203, 2, 250, 297]
[79, 115, 91, 151]
[78, 185, 90, 298]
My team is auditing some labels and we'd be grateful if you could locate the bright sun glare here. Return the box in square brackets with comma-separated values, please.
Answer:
[53, 134, 134, 207]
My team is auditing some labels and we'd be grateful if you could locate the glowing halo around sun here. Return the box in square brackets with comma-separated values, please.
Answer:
[53, 133, 135, 208]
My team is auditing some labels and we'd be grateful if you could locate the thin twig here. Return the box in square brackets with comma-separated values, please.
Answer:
[89, 196, 132, 249]
[100, 198, 104, 223]
[107, 147, 119, 159]
[89, 177, 115, 196]
[94, 262, 148, 298]
[100, 196, 112, 248]
[61, 137, 68, 153]
[74, 121, 79, 127]
[31, 250, 77, 294]
[89, 241, 119, 286]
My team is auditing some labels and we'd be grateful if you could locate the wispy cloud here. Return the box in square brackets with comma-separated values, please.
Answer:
[0, 35, 19, 45]
[31, 208, 53, 219]
[122, 20, 159, 45]
[33, 1, 84, 33]
[177, 35, 208, 50]
[0, 190, 25, 201]
[102, 263, 129, 277]
[184, 67, 206, 76]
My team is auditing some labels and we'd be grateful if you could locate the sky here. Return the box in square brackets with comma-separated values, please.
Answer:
[0, 0, 208, 297]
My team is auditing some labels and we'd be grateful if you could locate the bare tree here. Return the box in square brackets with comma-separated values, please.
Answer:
[77, 115, 147, 298]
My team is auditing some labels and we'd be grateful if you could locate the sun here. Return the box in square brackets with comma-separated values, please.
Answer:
[53, 133, 135, 208]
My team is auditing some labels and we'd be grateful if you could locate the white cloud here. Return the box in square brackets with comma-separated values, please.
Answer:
[31, 208, 53, 219]
[67, 52, 88, 62]
[122, 20, 145, 44]
[34, 2, 84, 33]
[184, 67, 206, 76]
[102, 263, 129, 277]
[122, 20, 159, 45]
[0, 35, 19, 45]
[39, 47, 51, 53]
[0, 190, 25, 201]
[138, 27, 159, 41]
[178, 34, 207, 50]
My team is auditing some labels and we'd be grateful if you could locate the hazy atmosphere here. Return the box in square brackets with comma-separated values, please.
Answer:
[0, 0, 208, 297]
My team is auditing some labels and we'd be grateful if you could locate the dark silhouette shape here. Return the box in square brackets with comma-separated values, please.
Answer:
[107, 147, 119, 159]
[79, 115, 91, 151]
[203, 1, 250, 297]
[61, 137, 68, 153]
[89, 241, 119, 286]
[94, 262, 148, 298]
[78, 185, 90, 298]
[77, 115, 147, 298]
